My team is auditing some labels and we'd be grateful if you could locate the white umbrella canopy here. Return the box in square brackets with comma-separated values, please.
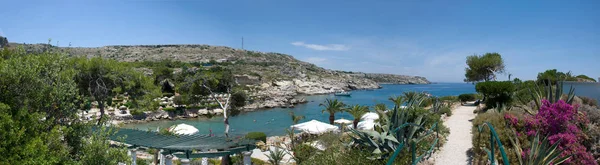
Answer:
[168, 123, 199, 135]
[334, 118, 353, 124]
[361, 112, 379, 121]
[346, 120, 375, 130]
[291, 120, 339, 134]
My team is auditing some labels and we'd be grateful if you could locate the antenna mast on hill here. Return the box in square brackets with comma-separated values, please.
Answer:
[241, 37, 244, 50]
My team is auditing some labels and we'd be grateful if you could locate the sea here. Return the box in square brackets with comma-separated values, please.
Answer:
[123, 83, 476, 136]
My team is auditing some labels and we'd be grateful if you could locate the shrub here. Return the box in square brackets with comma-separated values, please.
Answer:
[162, 93, 174, 97]
[438, 107, 452, 116]
[518, 100, 596, 164]
[293, 144, 317, 164]
[579, 96, 598, 107]
[472, 111, 525, 164]
[208, 104, 220, 109]
[439, 95, 458, 102]
[163, 106, 176, 112]
[245, 132, 266, 143]
[458, 93, 476, 103]
[475, 81, 515, 109]
[130, 109, 144, 116]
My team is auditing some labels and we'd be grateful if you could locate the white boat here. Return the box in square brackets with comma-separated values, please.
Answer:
[334, 91, 352, 96]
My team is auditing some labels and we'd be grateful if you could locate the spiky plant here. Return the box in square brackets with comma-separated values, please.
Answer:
[350, 92, 438, 165]
[266, 147, 286, 165]
[509, 131, 570, 165]
[320, 99, 346, 124]
[289, 111, 305, 124]
[517, 81, 575, 115]
[346, 104, 370, 129]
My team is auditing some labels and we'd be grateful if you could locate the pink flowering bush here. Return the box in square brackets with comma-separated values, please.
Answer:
[519, 100, 596, 165]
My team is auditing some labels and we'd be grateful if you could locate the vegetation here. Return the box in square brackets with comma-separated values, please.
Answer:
[320, 99, 346, 124]
[245, 132, 267, 143]
[0, 48, 131, 164]
[458, 93, 477, 103]
[346, 104, 370, 129]
[464, 53, 505, 82]
[475, 81, 515, 110]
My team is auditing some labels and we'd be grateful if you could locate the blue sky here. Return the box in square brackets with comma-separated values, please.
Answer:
[1, 0, 598, 82]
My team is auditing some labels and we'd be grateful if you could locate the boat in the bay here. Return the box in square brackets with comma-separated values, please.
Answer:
[334, 91, 352, 96]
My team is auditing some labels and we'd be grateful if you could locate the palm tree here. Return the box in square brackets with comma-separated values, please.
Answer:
[374, 103, 387, 112]
[346, 104, 370, 129]
[289, 111, 305, 124]
[320, 99, 346, 124]
[389, 96, 405, 109]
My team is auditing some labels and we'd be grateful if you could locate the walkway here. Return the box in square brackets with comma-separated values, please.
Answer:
[434, 105, 477, 165]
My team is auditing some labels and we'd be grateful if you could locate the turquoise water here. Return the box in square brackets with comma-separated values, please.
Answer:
[124, 83, 476, 136]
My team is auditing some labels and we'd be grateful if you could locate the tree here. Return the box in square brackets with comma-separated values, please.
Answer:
[464, 53, 505, 82]
[320, 99, 346, 124]
[73, 57, 159, 124]
[346, 105, 370, 129]
[0, 49, 129, 164]
[536, 69, 578, 85]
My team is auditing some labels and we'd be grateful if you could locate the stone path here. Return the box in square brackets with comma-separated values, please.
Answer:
[433, 105, 477, 165]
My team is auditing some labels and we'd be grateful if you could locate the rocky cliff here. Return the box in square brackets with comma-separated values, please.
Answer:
[353, 73, 431, 84]
[10, 43, 429, 110]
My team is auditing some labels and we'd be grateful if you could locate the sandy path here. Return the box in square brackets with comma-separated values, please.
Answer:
[433, 105, 477, 165]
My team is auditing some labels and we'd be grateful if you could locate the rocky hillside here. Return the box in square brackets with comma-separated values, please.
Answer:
[9, 43, 430, 109]
[353, 73, 431, 84]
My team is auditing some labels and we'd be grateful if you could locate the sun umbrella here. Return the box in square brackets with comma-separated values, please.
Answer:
[168, 123, 199, 135]
[291, 120, 339, 134]
[361, 112, 379, 121]
[334, 118, 353, 124]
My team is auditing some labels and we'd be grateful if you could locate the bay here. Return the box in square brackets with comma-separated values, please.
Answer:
[123, 83, 476, 136]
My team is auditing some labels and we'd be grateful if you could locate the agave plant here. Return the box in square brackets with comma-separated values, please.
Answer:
[517, 81, 575, 115]
[350, 92, 438, 165]
[266, 147, 286, 165]
[509, 131, 570, 165]
[476, 122, 571, 165]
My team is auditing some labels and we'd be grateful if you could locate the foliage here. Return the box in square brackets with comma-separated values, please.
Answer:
[79, 127, 131, 165]
[266, 147, 286, 165]
[245, 132, 267, 143]
[320, 99, 346, 124]
[516, 81, 575, 115]
[163, 106, 176, 112]
[349, 92, 441, 165]
[536, 69, 578, 85]
[293, 144, 317, 164]
[438, 95, 458, 102]
[510, 132, 571, 165]
[464, 52, 505, 82]
[73, 57, 160, 123]
[472, 111, 525, 164]
[458, 93, 477, 103]
[518, 100, 596, 165]
[346, 104, 370, 129]
[289, 111, 305, 125]
[579, 96, 598, 107]
[576, 75, 597, 82]
[230, 91, 247, 110]
[475, 81, 516, 110]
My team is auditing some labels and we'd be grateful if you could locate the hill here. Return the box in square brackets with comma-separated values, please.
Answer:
[9, 43, 430, 109]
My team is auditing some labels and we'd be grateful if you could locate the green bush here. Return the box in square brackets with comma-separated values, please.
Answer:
[475, 81, 515, 109]
[245, 132, 267, 143]
[471, 111, 526, 165]
[293, 144, 317, 164]
[439, 95, 458, 102]
[458, 93, 476, 103]
[438, 107, 452, 116]
[208, 104, 220, 109]
[163, 106, 176, 112]
[130, 109, 144, 116]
